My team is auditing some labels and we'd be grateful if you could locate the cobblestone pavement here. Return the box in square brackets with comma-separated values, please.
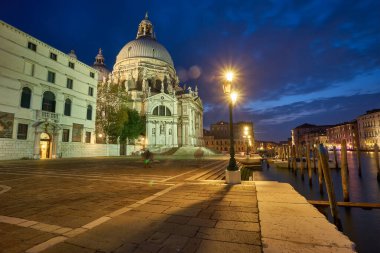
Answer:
[0, 157, 261, 253]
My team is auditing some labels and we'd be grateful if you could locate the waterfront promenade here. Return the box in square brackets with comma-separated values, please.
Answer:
[0, 157, 355, 252]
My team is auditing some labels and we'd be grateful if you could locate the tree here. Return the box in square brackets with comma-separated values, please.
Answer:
[120, 109, 146, 143]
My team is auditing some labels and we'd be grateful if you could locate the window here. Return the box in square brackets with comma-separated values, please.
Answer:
[88, 87, 94, 96]
[50, 52, 57, 61]
[90, 72, 95, 78]
[86, 105, 92, 120]
[169, 129, 172, 135]
[64, 98, 72, 116]
[47, 71, 55, 83]
[85, 132, 91, 143]
[152, 128, 156, 135]
[160, 125, 164, 134]
[152, 105, 172, 116]
[20, 87, 31, 108]
[66, 78, 73, 89]
[42, 91, 56, 112]
[62, 129, 69, 142]
[68, 62, 75, 69]
[27, 42, 36, 51]
[17, 123, 28, 140]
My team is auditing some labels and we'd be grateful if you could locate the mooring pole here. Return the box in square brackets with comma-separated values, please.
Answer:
[318, 144, 342, 230]
[341, 140, 349, 202]
[333, 146, 339, 169]
[374, 143, 380, 182]
[307, 143, 312, 186]
[318, 156, 323, 195]
[300, 145, 305, 180]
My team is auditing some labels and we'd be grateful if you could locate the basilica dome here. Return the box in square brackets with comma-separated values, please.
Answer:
[116, 37, 173, 66]
[115, 13, 174, 67]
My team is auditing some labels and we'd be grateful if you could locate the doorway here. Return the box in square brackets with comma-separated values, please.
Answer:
[40, 132, 51, 159]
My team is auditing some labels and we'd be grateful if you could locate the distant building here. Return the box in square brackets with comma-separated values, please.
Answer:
[357, 109, 380, 150]
[255, 140, 278, 152]
[204, 121, 254, 154]
[291, 123, 333, 146]
[0, 21, 98, 160]
[326, 121, 357, 150]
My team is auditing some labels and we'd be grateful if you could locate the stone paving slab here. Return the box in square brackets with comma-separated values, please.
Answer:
[255, 181, 356, 253]
[38, 183, 261, 253]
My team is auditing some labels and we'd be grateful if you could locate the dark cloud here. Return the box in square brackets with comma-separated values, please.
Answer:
[1, 0, 379, 141]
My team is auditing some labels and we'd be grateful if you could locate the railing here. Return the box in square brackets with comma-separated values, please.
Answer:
[36, 110, 60, 123]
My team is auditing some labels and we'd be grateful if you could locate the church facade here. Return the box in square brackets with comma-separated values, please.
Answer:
[94, 13, 203, 150]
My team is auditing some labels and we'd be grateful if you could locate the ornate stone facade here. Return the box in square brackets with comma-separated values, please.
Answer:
[95, 13, 203, 150]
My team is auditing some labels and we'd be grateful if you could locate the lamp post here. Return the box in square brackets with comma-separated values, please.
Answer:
[223, 71, 241, 184]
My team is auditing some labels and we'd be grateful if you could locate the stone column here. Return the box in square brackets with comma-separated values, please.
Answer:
[33, 129, 41, 159]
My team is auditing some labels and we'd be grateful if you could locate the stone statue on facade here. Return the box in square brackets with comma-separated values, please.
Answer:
[194, 85, 198, 96]
[142, 78, 148, 92]
[147, 86, 151, 97]
[188, 86, 193, 96]
[167, 83, 173, 94]
[160, 82, 165, 93]
[124, 80, 129, 92]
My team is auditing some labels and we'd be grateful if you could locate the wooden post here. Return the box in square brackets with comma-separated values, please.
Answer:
[306, 143, 312, 186]
[300, 145, 305, 180]
[333, 146, 339, 169]
[313, 146, 317, 171]
[293, 145, 298, 175]
[318, 157, 323, 195]
[355, 131, 362, 177]
[375, 143, 380, 182]
[318, 144, 342, 230]
[287, 146, 291, 170]
[291, 145, 296, 171]
[341, 140, 350, 202]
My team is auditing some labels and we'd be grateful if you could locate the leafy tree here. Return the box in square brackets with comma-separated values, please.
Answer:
[120, 109, 146, 143]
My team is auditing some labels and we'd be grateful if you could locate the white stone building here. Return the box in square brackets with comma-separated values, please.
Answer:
[0, 21, 118, 160]
[95, 13, 204, 150]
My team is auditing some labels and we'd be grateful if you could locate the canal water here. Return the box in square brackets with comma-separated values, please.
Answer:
[253, 152, 380, 253]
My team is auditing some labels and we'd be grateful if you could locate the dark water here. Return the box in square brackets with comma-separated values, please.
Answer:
[253, 152, 380, 253]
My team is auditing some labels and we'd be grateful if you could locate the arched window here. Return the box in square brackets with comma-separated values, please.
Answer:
[20, 87, 31, 108]
[153, 107, 158, 115]
[42, 91, 55, 112]
[64, 98, 72, 116]
[152, 105, 172, 116]
[166, 107, 171, 116]
[87, 105, 92, 120]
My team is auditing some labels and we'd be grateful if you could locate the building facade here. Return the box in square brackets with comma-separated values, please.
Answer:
[204, 121, 254, 154]
[326, 121, 357, 150]
[357, 109, 380, 150]
[0, 21, 102, 160]
[291, 123, 332, 146]
[95, 13, 203, 150]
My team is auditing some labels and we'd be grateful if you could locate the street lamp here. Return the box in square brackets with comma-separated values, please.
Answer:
[222, 71, 241, 184]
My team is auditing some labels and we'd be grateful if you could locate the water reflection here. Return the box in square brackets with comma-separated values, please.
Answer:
[253, 152, 380, 253]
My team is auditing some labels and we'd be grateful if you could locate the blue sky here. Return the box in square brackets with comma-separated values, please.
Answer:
[1, 0, 379, 141]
